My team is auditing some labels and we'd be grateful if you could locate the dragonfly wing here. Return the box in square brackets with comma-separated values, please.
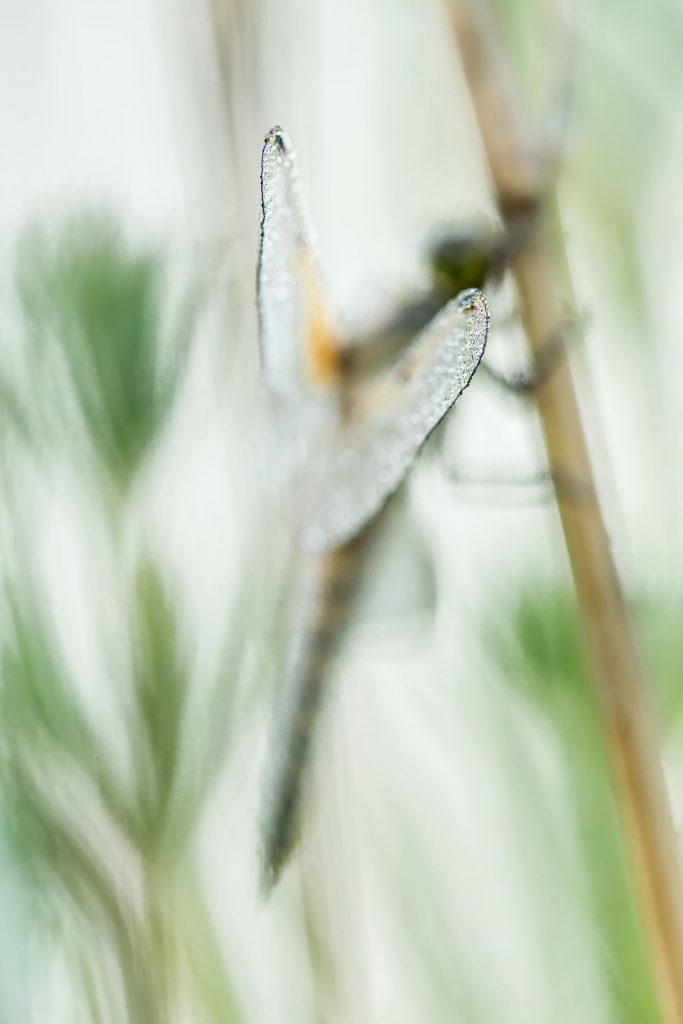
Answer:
[302, 288, 490, 553]
[258, 126, 341, 399]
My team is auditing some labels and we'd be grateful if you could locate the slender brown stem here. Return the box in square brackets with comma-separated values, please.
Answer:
[445, 2, 683, 1019]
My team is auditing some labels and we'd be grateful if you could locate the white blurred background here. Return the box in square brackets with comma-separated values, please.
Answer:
[1, 2, 683, 1022]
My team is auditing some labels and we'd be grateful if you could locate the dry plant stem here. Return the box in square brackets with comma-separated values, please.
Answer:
[446, 2, 683, 1020]
[516, 238, 683, 1023]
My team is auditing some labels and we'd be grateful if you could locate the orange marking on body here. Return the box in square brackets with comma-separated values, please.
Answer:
[298, 255, 343, 389]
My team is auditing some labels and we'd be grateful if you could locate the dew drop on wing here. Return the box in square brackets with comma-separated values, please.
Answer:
[302, 288, 490, 554]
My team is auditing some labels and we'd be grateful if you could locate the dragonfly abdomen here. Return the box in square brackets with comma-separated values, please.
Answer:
[260, 538, 366, 890]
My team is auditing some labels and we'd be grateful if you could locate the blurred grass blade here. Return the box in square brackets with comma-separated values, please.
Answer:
[488, 582, 660, 1022]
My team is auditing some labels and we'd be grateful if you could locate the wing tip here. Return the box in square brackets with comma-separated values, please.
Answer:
[264, 124, 290, 153]
[455, 286, 490, 324]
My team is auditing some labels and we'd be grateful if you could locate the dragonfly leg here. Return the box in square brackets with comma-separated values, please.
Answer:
[446, 465, 595, 506]
[481, 313, 584, 398]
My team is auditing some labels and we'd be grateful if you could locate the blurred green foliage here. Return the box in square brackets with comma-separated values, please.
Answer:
[487, 580, 683, 1023]
[16, 214, 197, 489]
[0, 556, 246, 1022]
[0, 215, 247, 1022]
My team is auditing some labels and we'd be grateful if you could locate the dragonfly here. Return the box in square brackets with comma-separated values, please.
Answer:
[257, 125, 490, 889]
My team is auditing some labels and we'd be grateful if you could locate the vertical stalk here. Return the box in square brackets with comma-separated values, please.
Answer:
[445, 2, 683, 1020]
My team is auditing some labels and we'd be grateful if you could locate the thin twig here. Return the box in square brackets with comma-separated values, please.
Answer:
[444, 2, 683, 1020]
